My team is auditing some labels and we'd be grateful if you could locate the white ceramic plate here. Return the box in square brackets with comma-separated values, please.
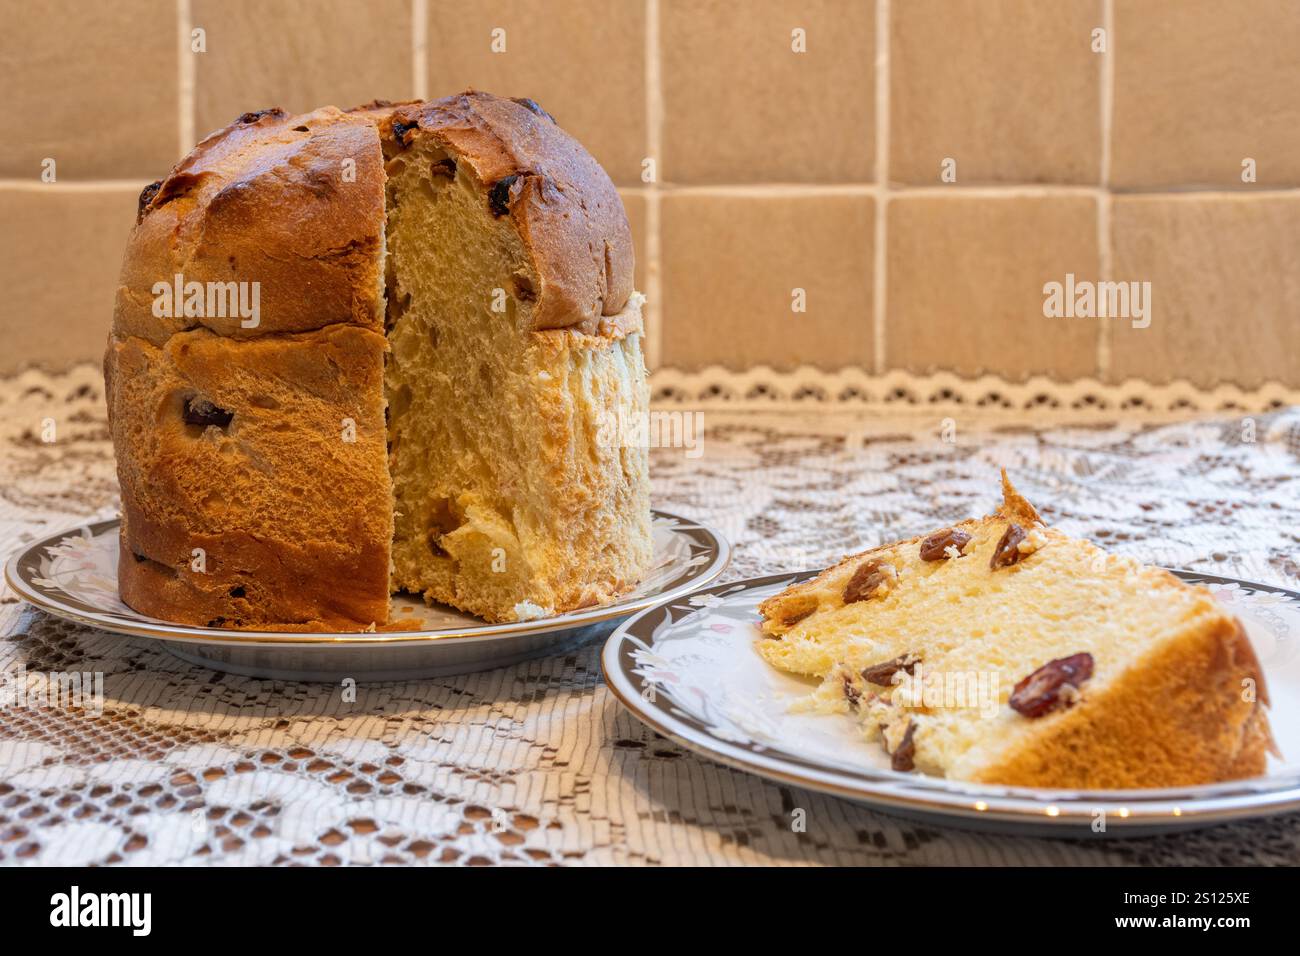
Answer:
[5, 511, 730, 680]
[602, 570, 1300, 836]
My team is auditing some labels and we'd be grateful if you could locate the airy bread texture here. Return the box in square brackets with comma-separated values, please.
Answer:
[106, 92, 651, 630]
[757, 473, 1274, 788]
[382, 97, 650, 620]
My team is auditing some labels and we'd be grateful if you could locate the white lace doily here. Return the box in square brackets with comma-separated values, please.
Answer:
[650, 365, 1300, 414]
[2, 364, 1299, 865]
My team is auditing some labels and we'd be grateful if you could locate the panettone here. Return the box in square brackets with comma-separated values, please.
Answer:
[757, 473, 1274, 788]
[105, 91, 651, 630]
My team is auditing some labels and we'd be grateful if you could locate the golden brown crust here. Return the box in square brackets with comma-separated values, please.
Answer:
[996, 466, 1041, 525]
[116, 107, 387, 345]
[969, 615, 1271, 788]
[110, 105, 392, 630]
[345, 98, 420, 117]
[107, 324, 392, 631]
[389, 91, 634, 333]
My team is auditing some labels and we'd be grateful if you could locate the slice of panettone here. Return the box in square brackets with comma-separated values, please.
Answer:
[757, 472, 1275, 789]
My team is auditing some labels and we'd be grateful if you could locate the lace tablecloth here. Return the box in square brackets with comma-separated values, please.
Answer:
[2, 365, 1299, 866]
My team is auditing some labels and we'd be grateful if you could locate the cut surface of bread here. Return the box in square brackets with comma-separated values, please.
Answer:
[382, 102, 650, 620]
[757, 472, 1274, 789]
[107, 92, 651, 630]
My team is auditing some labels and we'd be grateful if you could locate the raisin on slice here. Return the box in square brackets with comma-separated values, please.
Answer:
[920, 527, 972, 561]
[843, 560, 889, 604]
[489, 175, 520, 217]
[842, 673, 861, 710]
[774, 596, 817, 628]
[431, 158, 457, 178]
[989, 523, 1027, 569]
[890, 721, 917, 772]
[183, 396, 234, 428]
[782, 606, 815, 627]
[1009, 653, 1094, 718]
[861, 655, 919, 687]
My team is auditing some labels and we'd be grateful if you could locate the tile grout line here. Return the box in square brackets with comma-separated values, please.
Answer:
[632, 183, 886, 197]
[1097, 0, 1117, 377]
[644, 0, 664, 369]
[412, 0, 428, 100]
[872, 0, 891, 375]
[613, 183, 1300, 199]
[8, 176, 1299, 198]
[892, 184, 1104, 199]
[1097, 194, 1113, 377]
[1097, 0, 1116, 381]
[0, 180, 148, 191]
[1099, 0, 1115, 189]
[178, 0, 195, 157]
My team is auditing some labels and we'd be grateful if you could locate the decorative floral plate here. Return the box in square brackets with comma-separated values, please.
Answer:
[5, 511, 729, 680]
[602, 570, 1300, 836]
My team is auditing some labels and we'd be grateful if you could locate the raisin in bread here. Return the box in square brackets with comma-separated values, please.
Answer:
[106, 91, 651, 630]
[757, 472, 1274, 788]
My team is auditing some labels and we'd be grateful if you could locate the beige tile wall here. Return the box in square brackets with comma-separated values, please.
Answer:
[887, 195, 1099, 380]
[659, 192, 875, 369]
[890, 0, 1102, 185]
[193, 0, 414, 142]
[1, 0, 1297, 387]
[425, 0, 647, 186]
[660, 0, 876, 184]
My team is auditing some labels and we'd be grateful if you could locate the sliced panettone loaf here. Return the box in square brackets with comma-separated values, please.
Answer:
[757, 472, 1274, 788]
[106, 92, 650, 630]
